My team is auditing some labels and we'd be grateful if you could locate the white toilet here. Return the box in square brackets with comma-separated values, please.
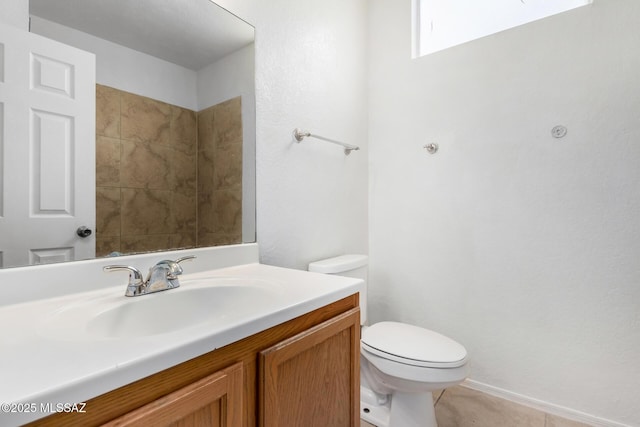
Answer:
[308, 254, 469, 427]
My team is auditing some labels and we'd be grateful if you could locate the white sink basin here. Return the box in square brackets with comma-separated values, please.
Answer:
[40, 278, 282, 340]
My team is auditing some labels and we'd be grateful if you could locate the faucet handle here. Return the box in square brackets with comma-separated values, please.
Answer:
[174, 255, 196, 277]
[175, 255, 196, 264]
[103, 265, 143, 283]
[103, 265, 146, 296]
[154, 255, 196, 279]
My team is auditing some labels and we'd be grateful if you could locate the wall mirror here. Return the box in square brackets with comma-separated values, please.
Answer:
[0, 0, 255, 268]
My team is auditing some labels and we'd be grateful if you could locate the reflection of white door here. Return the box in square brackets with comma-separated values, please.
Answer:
[0, 23, 95, 268]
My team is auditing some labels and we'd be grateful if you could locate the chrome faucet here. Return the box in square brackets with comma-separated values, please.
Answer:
[104, 256, 196, 297]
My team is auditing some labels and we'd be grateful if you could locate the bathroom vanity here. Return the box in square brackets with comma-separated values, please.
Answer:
[29, 297, 359, 427]
[0, 245, 362, 427]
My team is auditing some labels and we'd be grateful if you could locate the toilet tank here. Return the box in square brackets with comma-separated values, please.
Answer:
[308, 254, 368, 324]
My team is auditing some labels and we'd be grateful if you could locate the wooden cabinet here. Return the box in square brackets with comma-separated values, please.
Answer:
[260, 309, 360, 427]
[27, 294, 359, 427]
[102, 362, 243, 427]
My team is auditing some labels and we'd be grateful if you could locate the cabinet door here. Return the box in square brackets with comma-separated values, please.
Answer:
[102, 362, 243, 427]
[259, 308, 360, 427]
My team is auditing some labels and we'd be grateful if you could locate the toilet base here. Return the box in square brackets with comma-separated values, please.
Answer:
[390, 391, 437, 427]
[361, 386, 390, 427]
[360, 386, 437, 427]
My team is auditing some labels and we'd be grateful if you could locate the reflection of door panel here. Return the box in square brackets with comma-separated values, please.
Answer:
[0, 23, 95, 268]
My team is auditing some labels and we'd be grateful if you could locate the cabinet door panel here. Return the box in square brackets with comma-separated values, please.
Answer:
[102, 362, 243, 427]
[260, 308, 360, 427]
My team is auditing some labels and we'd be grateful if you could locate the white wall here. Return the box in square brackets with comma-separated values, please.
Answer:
[197, 44, 255, 111]
[0, 0, 27, 30]
[215, 0, 370, 269]
[369, 0, 640, 425]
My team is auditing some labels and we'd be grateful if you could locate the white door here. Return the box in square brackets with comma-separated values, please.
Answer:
[0, 23, 96, 268]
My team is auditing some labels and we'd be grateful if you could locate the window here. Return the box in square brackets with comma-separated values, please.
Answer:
[413, 0, 593, 57]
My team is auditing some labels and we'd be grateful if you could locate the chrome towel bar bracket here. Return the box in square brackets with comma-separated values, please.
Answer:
[293, 128, 360, 155]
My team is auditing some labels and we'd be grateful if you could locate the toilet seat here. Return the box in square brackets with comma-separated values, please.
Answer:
[361, 321, 467, 368]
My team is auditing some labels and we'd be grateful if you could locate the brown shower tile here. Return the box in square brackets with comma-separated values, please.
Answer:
[212, 97, 243, 149]
[96, 135, 121, 186]
[121, 188, 173, 236]
[121, 91, 171, 145]
[197, 233, 241, 247]
[197, 107, 215, 152]
[120, 140, 172, 189]
[121, 234, 173, 255]
[171, 106, 197, 155]
[96, 88, 202, 256]
[197, 191, 214, 234]
[170, 233, 196, 250]
[197, 148, 215, 192]
[96, 236, 121, 258]
[96, 187, 121, 237]
[171, 149, 196, 192]
[96, 84, 120, 138]
[211, 188, 242, 235]
[197, 230, 209, 247]
[213, 138, 242, 190]
[545, 414, 593, 427]
[435, 386, 545, 427]
[172, 192, 196, 234]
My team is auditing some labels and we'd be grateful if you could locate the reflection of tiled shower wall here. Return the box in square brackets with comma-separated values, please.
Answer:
[197, 98, 243, 247]
[95, 84, 242, 256]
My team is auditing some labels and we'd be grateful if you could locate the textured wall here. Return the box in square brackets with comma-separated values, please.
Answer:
[368, 1, 640, 425]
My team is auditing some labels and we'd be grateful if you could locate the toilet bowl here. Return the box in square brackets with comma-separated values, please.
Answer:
[308, 255, 469, 427]
[360, 321, 468, 426]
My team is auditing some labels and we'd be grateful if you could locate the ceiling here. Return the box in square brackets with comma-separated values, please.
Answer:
[29, 0, 255, 70]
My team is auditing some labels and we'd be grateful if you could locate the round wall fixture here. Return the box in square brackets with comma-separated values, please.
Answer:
[551, 125, 567, 138]
[424, 143, 439, 154]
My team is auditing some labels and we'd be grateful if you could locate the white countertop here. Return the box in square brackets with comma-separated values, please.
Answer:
[0, 262, 362, 426]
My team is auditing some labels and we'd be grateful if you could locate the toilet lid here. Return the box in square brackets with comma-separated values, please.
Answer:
[361, 322, 467, 368]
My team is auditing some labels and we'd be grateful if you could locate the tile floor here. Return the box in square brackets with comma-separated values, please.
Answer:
[360, 386, 593, 427]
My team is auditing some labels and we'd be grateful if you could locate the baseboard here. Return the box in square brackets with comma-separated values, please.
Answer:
[462, 379, 632, 427]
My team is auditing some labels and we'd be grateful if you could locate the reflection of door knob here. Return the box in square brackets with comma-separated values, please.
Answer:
[76, 226, 92, 238]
